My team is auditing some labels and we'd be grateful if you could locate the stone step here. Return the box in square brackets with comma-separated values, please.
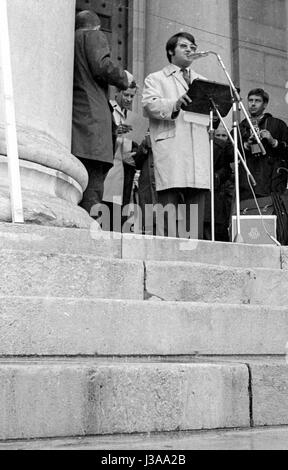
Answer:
[1, 250, 288, 304]
[0, 250, 144, 300]
[0, 222, 121, 258]
[1, 297, 288, 356]
[122, 233, 284, 269]
[0, 222, 285, 269]
[0, 360, 250, 440]
[145, 261, 288, 306]
[1, 358, 287, 441]
[248, 359, 288, 427]
[2, 426, 288, 450]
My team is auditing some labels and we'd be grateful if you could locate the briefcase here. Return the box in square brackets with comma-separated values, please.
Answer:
[231, 215, 277, 245]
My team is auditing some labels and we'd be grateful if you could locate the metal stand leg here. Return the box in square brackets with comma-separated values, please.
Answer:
[209, 99, 255, 243]
[196, 51, 264, 244]
[209, 109, 215, 242]
[232, 101, 244, 243]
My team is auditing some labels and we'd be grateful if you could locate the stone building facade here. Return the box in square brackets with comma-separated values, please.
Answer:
[76, 0, 288, 121]
[0, 0, 287, 226]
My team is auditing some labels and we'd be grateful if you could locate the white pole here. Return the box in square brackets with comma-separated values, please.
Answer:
[0, 0, 24, 223]
[209, 109, 215, 242]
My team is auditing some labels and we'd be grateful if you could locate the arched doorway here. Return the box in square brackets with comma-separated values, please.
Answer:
[76, 0, 129, 68]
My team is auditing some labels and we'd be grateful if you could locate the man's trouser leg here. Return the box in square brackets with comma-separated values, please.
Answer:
[156, 188, 179, 237]
[183, 188, 208, 240]
[78, 158, 110, 216]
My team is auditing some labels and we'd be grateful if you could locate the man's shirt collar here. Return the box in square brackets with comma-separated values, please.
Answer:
[163, 63, 189, 76]
[110, 100, 127, 119]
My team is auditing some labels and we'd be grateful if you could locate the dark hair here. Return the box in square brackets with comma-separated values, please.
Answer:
[127, 80, 138, 90]
[166, 32, 197, 63]
[115, 80, 138, 94]
[75, 10, 101, 30]
[248, 88, 269, 104]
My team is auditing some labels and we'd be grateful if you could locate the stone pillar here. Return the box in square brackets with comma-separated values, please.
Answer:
[0, 0, 92, 228]
[128, 0, 146, 113]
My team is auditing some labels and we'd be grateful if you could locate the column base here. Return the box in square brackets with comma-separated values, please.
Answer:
[0, 157, 93, 229]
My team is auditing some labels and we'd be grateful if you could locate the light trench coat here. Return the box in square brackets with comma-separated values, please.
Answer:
[142, 63, 211, 192]
[103, 101, 133, 205]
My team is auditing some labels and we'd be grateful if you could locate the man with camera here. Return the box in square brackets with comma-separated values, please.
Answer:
[227, 88, 288, 243]
[236, 88, 288, 200]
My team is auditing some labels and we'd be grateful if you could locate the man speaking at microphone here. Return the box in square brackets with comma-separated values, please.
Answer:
[142, 32, 211, 239]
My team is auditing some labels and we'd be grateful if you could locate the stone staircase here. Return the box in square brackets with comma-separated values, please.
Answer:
[0, 222, 288, 440]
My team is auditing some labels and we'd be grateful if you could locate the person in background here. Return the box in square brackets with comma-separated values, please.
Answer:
[133, 132, 158, 235]
[233, 88, 288, 201]
[72, 10, 134, 217]
[215, 124, 229, 142]
[225, 88, 288, 244]
[204, 124, 232, 241]
[102, 83, 139, 232]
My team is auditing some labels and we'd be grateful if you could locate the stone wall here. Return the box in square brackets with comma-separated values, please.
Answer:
[235, 0, 288, 122]
[130, 0, 288, 123]
[144, 0, 232, 83]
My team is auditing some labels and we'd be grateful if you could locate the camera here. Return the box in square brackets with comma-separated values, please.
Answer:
[250, 143, 262, 155]
[249, 126, 262, 156]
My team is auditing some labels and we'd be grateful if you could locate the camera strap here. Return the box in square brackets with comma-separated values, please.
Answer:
[261, 116, 268, 131]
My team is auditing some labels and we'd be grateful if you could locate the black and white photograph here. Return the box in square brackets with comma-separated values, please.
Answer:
[0, 0, 288, 453]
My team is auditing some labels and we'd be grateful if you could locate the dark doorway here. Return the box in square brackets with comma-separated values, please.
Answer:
[76, 0, 129, 68]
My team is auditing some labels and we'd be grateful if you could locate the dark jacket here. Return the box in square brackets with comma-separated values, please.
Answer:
[227, 113, 288, 200]
[122, 141, 139, 209]
[205, 137, 232, 225]
[132, 143, 157, 235]
[72, 29, 128, 166]
[134, 145, 157, 208]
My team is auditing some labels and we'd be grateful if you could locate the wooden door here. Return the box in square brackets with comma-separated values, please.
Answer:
[76, 0, 129, 68]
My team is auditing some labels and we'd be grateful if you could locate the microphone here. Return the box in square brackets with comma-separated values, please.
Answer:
[191, 51, 210, 59]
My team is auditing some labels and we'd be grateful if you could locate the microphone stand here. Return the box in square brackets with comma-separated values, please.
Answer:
[208, 108, 215, 241]
[209, 99, 255, 185]
[207, 51, 264, 243]
[209, 98, 256, 243]
[232, 98, 243, 243]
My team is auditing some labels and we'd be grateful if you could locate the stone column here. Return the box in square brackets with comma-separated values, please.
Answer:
[128, 0, 146, 113]
[0, 0, 92, 228]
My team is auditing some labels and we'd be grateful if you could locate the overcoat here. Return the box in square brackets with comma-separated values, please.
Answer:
[142, 64, 211, 192]
[204, 137, 232, 225]
[103, 101, 133, 205]
[72, 29, 128, 166]
[225, 113, 288, 199]
[238, 113, 288, 199]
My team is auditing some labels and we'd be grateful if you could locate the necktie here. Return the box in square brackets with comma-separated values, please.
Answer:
[181, 68, 190, 86]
